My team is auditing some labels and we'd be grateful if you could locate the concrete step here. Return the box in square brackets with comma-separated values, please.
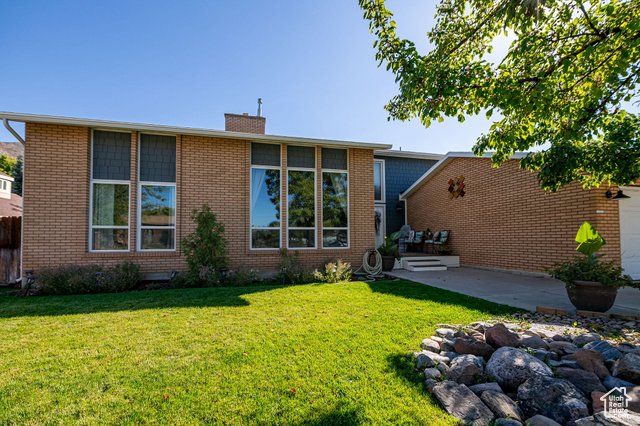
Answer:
[404, 260, 442, 267]
[405, 265, 448, 272]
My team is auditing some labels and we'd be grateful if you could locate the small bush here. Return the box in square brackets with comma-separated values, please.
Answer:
[226, 267, 262, 287]
[275, 249, 316, 285]
[37, 262, 142, 296]
[313, 260, 352, 283]
[170, 266, 262, 289]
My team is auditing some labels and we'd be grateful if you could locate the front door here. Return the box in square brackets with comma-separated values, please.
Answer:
[620, 187, 640, 279]
[375, 206, 385, 248]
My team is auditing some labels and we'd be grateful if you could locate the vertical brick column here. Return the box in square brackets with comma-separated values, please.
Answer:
[129, 131, 138, 252]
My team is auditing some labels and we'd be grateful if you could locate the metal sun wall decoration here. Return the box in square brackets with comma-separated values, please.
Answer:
[448, 176, 465, 199]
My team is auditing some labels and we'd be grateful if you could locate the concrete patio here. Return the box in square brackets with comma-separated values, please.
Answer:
[387, 267, 640, 317]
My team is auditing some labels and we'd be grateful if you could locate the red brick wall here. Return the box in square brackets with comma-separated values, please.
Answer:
[224, 113, 266, 134]
[406, 157, 624, 273]
[23, 123, 374, 276]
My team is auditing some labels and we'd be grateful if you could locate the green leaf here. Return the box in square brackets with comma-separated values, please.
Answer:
[575, 222, 606, 256]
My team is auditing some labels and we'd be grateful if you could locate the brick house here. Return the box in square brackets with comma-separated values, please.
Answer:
[401, 152, 640, 279]
[0, 111, 392, 278]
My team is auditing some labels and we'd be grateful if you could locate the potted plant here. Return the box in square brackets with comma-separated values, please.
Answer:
[377, 232, 402, 271]
[546, 222, 637, 312]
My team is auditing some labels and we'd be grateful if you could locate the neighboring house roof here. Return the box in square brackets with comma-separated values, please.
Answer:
[0, 171, 14, 181]
[0, 193, 22, 217]
[0, 111, 393, 151]
[399, 151, 530, 200]
[374, 149, 443, 161]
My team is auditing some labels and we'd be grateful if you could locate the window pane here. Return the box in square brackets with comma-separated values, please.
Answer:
[140, 134, 176, 183]
[251, 143, 280, 166]
[93, 130, 131, 180]
[289, 229, 315, 248]
[93, 184, 129, 226]
[141, 228, 175, 250]
[323, 230, 348, 248]
[251, 168, 280, 227]
[92, 228, 128, 251]
[374, 162, 382, 201]
[288, 170, 314, 228]
[141, 186, 176, 226]
[252, 229, 280, 249]
[322, 172, 348, 228]
[287, 145, 315, 168]
[321, 148, 347, 170]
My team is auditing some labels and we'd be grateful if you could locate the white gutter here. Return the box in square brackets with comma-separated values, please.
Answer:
[0, 112, 393, 150]
[2, 119, 25, 145]
[374, 149, 443, 161]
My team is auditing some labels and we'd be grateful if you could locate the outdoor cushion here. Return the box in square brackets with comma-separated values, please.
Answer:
[433, 231, 441, 241]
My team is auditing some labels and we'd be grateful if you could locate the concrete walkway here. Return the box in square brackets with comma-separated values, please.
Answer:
[387, 267, 640, 317]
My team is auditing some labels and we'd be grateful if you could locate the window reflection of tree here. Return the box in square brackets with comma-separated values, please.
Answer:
[288, 170, 314, 227]
[322, 173, 348, 227]
[141, 186, 175, 225]
[264, 169, 280, 226]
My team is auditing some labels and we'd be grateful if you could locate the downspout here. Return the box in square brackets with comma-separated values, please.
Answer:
[1, 118, 25, 285]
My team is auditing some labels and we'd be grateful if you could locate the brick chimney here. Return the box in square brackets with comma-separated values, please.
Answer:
[224, 113, 266, 134]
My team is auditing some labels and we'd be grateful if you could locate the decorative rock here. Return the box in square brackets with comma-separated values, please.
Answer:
[485, 324, 521, 349]
[495, 419, 522, 426]
[413, 350, 450, 369]
[420, 338, 441, 353]
[591, 391, 605, 414]
[441, 338, 456, 352]
[603, 375, 638, 390]
[441, 351, 459, 361]
[584, 340, 623, 361]
[424, 379, 437, 392]
[617, 342, 640, 356]
[518, 375, 589, 425]
[555, 367, 606, 395]
[548, 341, 580, 356]
[626, 386, 640, 413]
[480, 390, 524, 422]
[435, 362, 449, 375]
[468, 382, 503, 396]
[573, 333, 601, 347]
[448, 354, 485, 386]
[430, 335, 443, 343]
[563, 350, 610, 381]
[612, 353, 640, 384]
[436, 328, 456, 338]
[525, 414, 562, 426]
[453, 336, 495, 361]
[533, 349, 559, 362]
[574, 411, 640, 426]
[431, 381, 495, 426]
[520, 335, 550, 351]
[424, 368, 441, 380]
[486, 347, 553, 389]
[548, 359, 582, 369]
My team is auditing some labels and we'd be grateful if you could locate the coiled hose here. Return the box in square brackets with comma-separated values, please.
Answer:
[355, 249, 383, 278]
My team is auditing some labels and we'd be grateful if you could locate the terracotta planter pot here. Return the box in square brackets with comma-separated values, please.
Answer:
[381, 256, 396, 271]
[566, 280, 618, 312]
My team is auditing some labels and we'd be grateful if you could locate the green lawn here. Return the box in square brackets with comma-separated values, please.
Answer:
[0, 280, 518, 425]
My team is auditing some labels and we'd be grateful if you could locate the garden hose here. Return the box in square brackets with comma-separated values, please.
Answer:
[358, 249, 383, 277]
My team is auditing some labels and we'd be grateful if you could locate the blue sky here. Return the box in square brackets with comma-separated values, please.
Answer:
[0, 0, 499, 153]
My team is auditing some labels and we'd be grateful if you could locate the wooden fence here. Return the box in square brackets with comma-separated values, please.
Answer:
[0, 217, 20, 284]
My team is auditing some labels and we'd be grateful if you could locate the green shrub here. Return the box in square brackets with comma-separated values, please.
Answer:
[37, 262, 142, 296]
[275, 249, 316, 284]
[313, 260, 352, 283]
[226, 267, 262, 287]
[180, 204, 230, 287]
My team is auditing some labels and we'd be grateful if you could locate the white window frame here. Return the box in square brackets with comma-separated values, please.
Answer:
[374, 158, 386, 204]
[286, 146, 317, 250]
[137, 132, 177, 252]
[250, 143, 282, 251]
[89, 129, 131, 252]
[321, 149, 350, 250]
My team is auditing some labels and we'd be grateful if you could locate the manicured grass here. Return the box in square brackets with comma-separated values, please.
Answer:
[0, 280, 518, 425]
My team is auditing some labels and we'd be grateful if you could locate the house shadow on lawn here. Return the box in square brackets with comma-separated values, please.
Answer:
[366, 279, 520, 316]
[0, 284, 292, 318]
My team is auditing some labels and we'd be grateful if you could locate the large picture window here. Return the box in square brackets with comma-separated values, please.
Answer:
[287, 146, 316, 248]
[322, 148, 348, 248]
[251, 143, 281, 249]
[138, 134, 177, 251]
[90, 130, 131, 251]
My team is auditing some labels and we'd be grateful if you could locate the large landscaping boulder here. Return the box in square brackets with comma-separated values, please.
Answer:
[548, 341, 580, 356]
[573, 333, 601, 348]
[413, 350, 449, 369]
[431, 381, 495, 426]
[525, 415, 562, 426]
[584, 340, 623, 361]
[520, 335, 550, 351]
[485, 324, 520, 348]
[480, 390, 524, 423]
[518, 375, 589, 425]
[485, 347, 553, 389]
[573, 411, 640, 425]
[447, 354, 485, 386]
[453, 336, 495, 361]
[612, 353, 640, 384]
[556, 367, 606, 395]
[420, 338, 441, 353]
[564, 350, 610, 381]
[468, 382, 503, 396]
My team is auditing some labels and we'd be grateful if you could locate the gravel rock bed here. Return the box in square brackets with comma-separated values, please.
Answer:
[413, 313, 640, 425]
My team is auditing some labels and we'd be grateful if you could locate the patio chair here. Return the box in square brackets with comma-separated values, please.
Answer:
[407, 231, 424, 252]
[432, 230, 450, 253]
[397, 225, 412, 253]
